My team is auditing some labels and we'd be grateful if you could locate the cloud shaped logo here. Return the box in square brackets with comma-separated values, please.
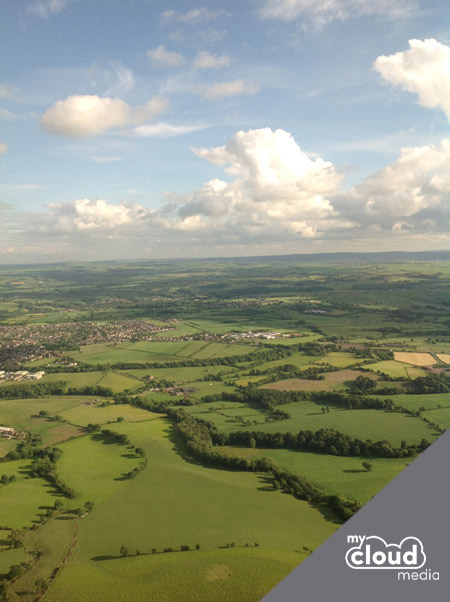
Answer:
[345, 536, 426, 570]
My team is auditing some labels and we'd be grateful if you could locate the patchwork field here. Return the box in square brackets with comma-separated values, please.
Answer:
[68, 339, 259, 366]
[1, 258, 449, 601]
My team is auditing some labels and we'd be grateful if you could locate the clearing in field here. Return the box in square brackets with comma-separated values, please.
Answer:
[394, 352, 436, 366]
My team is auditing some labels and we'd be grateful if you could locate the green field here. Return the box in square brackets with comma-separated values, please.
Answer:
[363, 360, 426, 379]
[46, 547, 304, 602]
[0, 396, 92, 433]
[379, 393, 450, 412]
[215, 447, 411, 503]
[422, 407, 450, 429]
[59, 403, 161, 428]
[188, 400, 439, 447]
[43, 418, 335, 602]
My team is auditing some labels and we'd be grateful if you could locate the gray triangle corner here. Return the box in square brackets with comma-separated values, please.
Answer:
[261, 429, 450, 602]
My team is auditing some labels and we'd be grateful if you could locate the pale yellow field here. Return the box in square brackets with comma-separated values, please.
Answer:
[394, 352, 436, 366]
[436, 354, 450, 365]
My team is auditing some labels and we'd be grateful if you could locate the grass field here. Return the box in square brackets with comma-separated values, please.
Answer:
[46, 547, 304, 602]
[69, 339, 259, 366]
[316, 352, 361, 368]
[363, 360, 426, 379]
[380, 393, 450, 412]
[56, 434, 142, 507]
[0, 548, 28, 578]
[0, 471, 57, 529]
[0, 396, 93, 433]
[59, 403, 161, 427]
[214, 447, 411, 503]
[124, 365, 233, 383]
[0, 438, 17, 458]
[41, 418, 336, 602]
[182, 399, 438, 447]
[422, 407, 450, 429]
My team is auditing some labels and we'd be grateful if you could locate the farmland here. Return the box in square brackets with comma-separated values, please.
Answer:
[0, 253, 449, 601]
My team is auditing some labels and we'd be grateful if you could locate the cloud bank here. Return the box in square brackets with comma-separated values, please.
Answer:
[4, 129, 450, 259]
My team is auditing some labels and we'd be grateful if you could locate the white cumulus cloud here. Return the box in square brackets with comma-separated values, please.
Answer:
[147, 45, 184, 67]
[40, 95, 167, 138]
[203, 80, 260, 100]
[174, 128, 342, 235]
[374, 39, 450, 121]
[333, 139, 450, 235]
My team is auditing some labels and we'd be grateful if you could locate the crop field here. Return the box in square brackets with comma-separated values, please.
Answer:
[437, 354, 450, 364]
[394, 352, 436, 366]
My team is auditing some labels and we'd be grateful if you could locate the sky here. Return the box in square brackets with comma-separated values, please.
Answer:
[1, 0, 450, 263]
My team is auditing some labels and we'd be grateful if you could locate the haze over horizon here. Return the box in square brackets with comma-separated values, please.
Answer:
[1, 0, 450, 262]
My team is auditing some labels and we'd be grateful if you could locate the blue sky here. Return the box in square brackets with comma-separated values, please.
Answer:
[1, 0, 449, 262]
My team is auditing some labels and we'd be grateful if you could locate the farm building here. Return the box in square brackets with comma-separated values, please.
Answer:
[0, 426, 18, 439]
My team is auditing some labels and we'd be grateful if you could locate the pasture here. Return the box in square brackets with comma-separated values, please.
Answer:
[46, 548, 304, 602]
[182, 399, 437, 447]
[215, 447, 411, 503]
[239, 401, 437, 447]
